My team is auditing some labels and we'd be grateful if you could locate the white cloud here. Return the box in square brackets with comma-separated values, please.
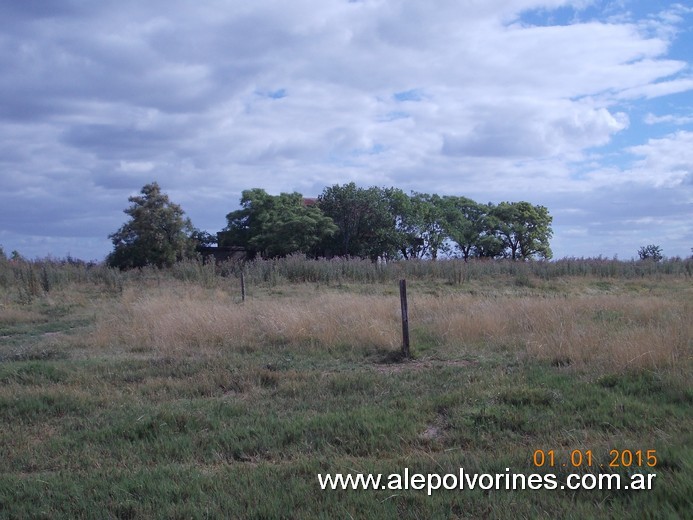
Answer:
[617, 77, 693, 100]
[117, 160, 156, 173]
[441, 100, 628, 158]
[644, 112, 693, 125]
[0, 0, 692, 259]
[626, 131, 693, 187]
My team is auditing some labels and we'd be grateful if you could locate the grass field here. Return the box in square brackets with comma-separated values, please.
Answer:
[0, 257, 691, 519]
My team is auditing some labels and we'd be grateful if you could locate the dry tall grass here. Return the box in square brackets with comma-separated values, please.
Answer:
[424, 294, 691, 371]
[91, 285, 402, 355]
[90, 283, 691, 373]
[0, 307, 43, 325]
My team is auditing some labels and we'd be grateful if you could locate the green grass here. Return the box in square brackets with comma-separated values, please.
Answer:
[0, 262, 691, 519]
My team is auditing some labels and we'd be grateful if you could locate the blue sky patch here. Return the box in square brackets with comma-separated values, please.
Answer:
[393, 89, 424, 102]
[268, 88, 287, 99]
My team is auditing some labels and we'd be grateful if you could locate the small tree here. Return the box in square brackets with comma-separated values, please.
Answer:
[317, 183, 399, 260]
[190, 229, 217, 247]
[396, 192, 449, 260]
[108, 182, 195, 269]
[638, 244, 663, 262]
[490, 201, 553, 260]
[219, 189, 337, 258]
[440, 197, 488, 261]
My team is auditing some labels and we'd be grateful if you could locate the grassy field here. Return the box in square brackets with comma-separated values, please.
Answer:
[0, 257, 691, 519]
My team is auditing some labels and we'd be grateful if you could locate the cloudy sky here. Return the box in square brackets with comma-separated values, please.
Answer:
[1, 0, 691, 261]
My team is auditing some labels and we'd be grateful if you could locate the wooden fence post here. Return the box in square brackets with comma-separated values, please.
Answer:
[399, 279, 411, 359]
[240, 271, 246, 302]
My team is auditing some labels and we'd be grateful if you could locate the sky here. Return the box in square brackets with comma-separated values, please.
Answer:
[1, 0, 691, 261]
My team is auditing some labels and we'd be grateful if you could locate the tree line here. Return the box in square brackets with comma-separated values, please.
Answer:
[107, 182, 554, 269]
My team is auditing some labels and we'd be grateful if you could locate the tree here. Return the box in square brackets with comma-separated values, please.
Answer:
[219, 189, 337, 258]
[440, 197, 489, 261]
[489, 201, 553, 260]
[317, 183, 400, 260]
[395, 193, 450, 260]
[638, 244, 663, 262]
[107, 182, 195, 269]
[381, 187, 414, 258]
[472, 202, 506, 259]
[190, 229, 217, 248]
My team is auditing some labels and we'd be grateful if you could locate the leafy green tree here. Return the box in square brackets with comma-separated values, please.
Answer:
[396, 193, 449, 259]
[638, 244, 663, 262]
[317, 183, 400, 259]
[190, 229, 217, 247]
[489, 201, 553, 260]
[440, 197, 489, 261]
[107, 182, 195, 269]
[380, 187, 413, 258]
[390, 193, 423, 259]
[220, 189, 337, 258]
[471, 202, 506, 259]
